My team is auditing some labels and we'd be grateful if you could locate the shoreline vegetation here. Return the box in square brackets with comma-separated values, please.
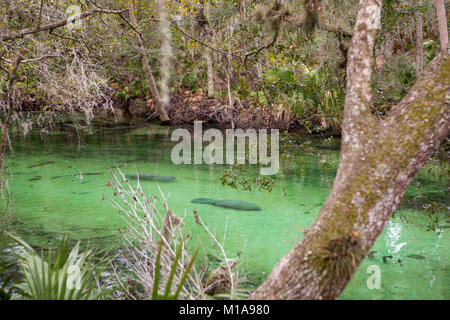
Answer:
[8, 90, 340, 135]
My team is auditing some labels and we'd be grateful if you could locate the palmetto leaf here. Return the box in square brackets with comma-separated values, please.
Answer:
[151, 240, 200, 300]
[7, 232, 105, 300]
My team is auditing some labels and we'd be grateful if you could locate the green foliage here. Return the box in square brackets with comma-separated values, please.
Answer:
[8, 233, 106, 300]
[286, 68, 343, 132]
[423, 40, 439, 66]
[152, 240, 199, 300]
[114, 80, 150, 100]
[372, 54, 416, 107]
[180, 72, 200, 91]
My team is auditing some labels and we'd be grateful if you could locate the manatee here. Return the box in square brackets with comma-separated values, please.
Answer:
[397, 258, 403, 266]
[382, 255, 393, 263]
[29, 176, 42, 181]
[191, 198, 261, 211]
[406, 254, 426, 260]
[51, 172, 103, 179]
[27, 161, 55, 168]
[191, 198, 216, 205]
[126, 173, 175, 182]
[13, 171, 38, 175]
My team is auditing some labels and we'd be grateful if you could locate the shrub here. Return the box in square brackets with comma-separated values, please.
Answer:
[372, 53, 416, 107]
[8, 234, 106, 300]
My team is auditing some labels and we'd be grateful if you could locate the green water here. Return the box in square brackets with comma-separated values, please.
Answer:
[0, 121, 448, 299]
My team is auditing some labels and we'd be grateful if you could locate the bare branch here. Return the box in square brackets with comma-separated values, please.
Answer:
[0, 8, 128, 42]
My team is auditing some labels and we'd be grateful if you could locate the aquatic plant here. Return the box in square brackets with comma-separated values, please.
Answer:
[151, 239, 199, 300]
[8, 233, 105, 300]
[108, 169, 244, 299]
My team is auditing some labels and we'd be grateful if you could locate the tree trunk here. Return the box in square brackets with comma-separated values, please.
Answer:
[158, 0, 172, 110]
[415, 9, 423, 74]
[128, 2, 170, 123]
[0, 56, 22, 188]
[434, 0, 449, 52]
[251, 0, 450, 300]
[204, 3, 215, 97]
[205, 47, 215, 96]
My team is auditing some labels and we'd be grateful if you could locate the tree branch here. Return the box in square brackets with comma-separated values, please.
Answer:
[0, 8, 128, 42]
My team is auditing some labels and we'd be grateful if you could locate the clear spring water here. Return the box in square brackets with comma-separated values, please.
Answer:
[0, 121, 448, 299]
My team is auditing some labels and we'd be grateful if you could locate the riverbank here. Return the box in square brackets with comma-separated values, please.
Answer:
[10, 89, 341, 135]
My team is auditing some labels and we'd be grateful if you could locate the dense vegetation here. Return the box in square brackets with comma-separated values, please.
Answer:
[0, 0, 445, 130]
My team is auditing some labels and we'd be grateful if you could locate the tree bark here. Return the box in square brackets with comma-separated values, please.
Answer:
[205, 48, 215, 96]
[128, 2, 170, 123]
[415, 9, 423, 74]
[158, 0, 173, 109]
[251, 0, 450, 300]
[434, 0, 449, 52]
[0, 56, 23, 188]
[202, 2, 215, 97]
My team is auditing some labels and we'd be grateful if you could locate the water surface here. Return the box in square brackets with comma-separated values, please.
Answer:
[0, 121, 448, 299]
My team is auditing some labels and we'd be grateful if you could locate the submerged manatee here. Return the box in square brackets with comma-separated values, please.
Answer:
[406, 254, 426, 260]
[126, 173, 175, 182]
[191, 198, 261, 211]
[51, 172, 103, 179]
[27, 161, 55, 168]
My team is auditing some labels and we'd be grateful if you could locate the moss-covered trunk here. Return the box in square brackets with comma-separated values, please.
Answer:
[251, 0, 450, 300]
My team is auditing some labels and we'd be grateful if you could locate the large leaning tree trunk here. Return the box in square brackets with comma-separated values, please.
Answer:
[128, 1, 170, 123]
[251, 0, 450, 300]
